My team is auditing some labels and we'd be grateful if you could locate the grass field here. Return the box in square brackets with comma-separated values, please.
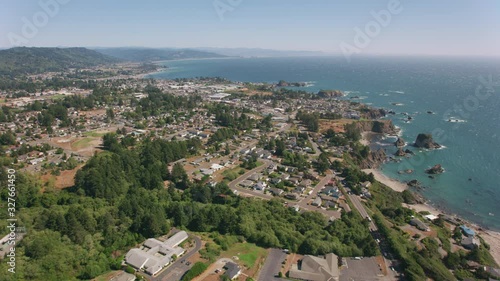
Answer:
[223, 243, 267, 269]
[72, 137, 94, 150]
[84, 131, 107, 137]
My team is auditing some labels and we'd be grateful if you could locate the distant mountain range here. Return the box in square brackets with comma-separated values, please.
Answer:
[193, 47, 327, 58]
[0, 47, 120, 76]
[0, 46, 329, 77]
[92, 47, 226, 62]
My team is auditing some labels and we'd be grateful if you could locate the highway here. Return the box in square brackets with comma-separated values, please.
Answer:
[346, 191, 377, 231]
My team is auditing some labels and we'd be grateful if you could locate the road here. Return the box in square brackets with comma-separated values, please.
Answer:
[257, 249, 288, 281]
[150, 235, 202, 281]
[228, 159, 273, 200]
[347, 193, 377, 231]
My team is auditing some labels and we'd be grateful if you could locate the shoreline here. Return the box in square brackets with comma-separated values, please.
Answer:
[361, 133, 500, 266]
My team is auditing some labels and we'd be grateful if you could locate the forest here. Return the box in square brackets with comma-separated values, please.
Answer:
[0, 134, 378, 281]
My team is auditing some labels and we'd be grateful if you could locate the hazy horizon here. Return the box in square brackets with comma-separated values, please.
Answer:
[2, 0, 499, 57]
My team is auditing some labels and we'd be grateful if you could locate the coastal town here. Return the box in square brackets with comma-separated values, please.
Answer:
[0, 47, 499, 281]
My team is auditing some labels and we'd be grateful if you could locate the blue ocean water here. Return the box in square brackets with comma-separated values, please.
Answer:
[148, 56, 500, 230]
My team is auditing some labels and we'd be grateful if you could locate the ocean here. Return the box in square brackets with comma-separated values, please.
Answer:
[148, 56, 500, 230]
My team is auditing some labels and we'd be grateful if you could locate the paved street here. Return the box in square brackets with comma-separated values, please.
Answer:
[347, 193, 377, 231]
[257, 249, 287, 281]
[228, 159, 273, 200]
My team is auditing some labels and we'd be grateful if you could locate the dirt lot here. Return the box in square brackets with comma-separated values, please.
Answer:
[41, 164, 83, 190]
[319, 119, 355, 133]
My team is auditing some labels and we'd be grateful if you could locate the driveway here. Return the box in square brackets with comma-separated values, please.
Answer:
[257, 249, 287, 281]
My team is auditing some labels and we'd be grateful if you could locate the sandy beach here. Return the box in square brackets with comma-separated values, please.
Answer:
[362, 168, 408, 192]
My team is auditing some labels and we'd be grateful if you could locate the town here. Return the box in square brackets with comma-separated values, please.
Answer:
[0, 49, 499, 281]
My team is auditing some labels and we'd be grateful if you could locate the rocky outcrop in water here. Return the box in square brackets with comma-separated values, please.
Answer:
[414, 133, 441, 149]
[360, 148, 387, 169]
[317, 89, 344, 98]
[277, 80, 307, 87]
[395, 137, 405, 147]
[395, 148, 406, 156]
[426, 164, 444, 174]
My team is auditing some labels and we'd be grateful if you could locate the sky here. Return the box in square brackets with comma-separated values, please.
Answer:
[1, 0, 499, 56]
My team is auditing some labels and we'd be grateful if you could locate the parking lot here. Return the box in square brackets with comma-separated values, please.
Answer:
[340, 257, 388, 281]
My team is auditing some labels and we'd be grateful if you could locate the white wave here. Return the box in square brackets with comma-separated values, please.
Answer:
[389, 90, 405, 94]
[446, 117, 467, 123]
[390, 102, 405, 106]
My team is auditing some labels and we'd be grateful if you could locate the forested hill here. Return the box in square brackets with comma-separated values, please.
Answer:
[0, 47, 121, 76]
[93, 47, 226, 62]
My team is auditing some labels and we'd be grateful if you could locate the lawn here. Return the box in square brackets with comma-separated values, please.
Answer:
[84, 131, 107, 137]
[223, 243, 267, 269]
[72, 137, 94, 150]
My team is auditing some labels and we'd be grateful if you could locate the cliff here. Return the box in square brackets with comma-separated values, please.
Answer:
[355, 120, 396, 134]
[360, 148, 387, 169]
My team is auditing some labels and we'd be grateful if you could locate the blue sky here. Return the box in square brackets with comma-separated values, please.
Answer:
[1, 0, 499, 56]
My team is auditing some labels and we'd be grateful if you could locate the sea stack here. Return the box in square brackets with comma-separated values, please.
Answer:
[426, 164, 444, 174]
[414, 133, 441, 149]
[395, 137, 405, 147]
[395, 148, 406, 156]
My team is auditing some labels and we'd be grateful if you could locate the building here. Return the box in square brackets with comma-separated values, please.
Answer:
[289, 253, 339, 281]
[312, 197, 322, 207]
[461, 236, 480, 250]
[224, 262, 242, 280]
[410, 218, 430, 232]
[125, 231, 189, 276]
[460, 225, 476, 237]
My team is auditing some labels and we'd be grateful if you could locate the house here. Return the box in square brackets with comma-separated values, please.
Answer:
[285, 193, 299, 200]
[254, 182, 266, 191]
[200, 168, 214, 176]
[269, 187, 284, 196]
[460, 225, 476, 237]
[248, 173, 261, 182]
[461, 236, 480, 250]
[289, 253, 340, 281]
[239, 180, 254, 188]
[361, 181, 372, 188]
[311, 197, 322, 207]
[223, 262, 242, 280]
[410, 218, 430, 232]
[125, 231, 189, 276]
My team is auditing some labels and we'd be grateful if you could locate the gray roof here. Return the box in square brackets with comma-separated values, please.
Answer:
[125, 231, 188, 276]
[224, 262, 241, 279]
[289, 253, 339, 281]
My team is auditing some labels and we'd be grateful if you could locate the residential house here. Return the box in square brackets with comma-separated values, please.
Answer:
[224, 262, 242, 280]
[289, 253, 340, 281]
[410, 218, 430, 232]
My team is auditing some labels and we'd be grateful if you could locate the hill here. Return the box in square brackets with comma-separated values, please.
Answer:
[0, 47, 121, 76]
[194, 47, 327, 58]
[93, 47, 226, 62]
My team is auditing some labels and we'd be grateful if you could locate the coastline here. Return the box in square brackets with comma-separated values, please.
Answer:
[361, 134, 500, 266]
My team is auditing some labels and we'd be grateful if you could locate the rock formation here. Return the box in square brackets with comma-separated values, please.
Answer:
[317, 89, 344, 98]
[414, 133, 441, 149]
[426, 164, 444, 174]
[395, 137, 405, 147]
[354, 120, 396, 135]
[360, 148, 387, 169]
[395, 148, 406, 156]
